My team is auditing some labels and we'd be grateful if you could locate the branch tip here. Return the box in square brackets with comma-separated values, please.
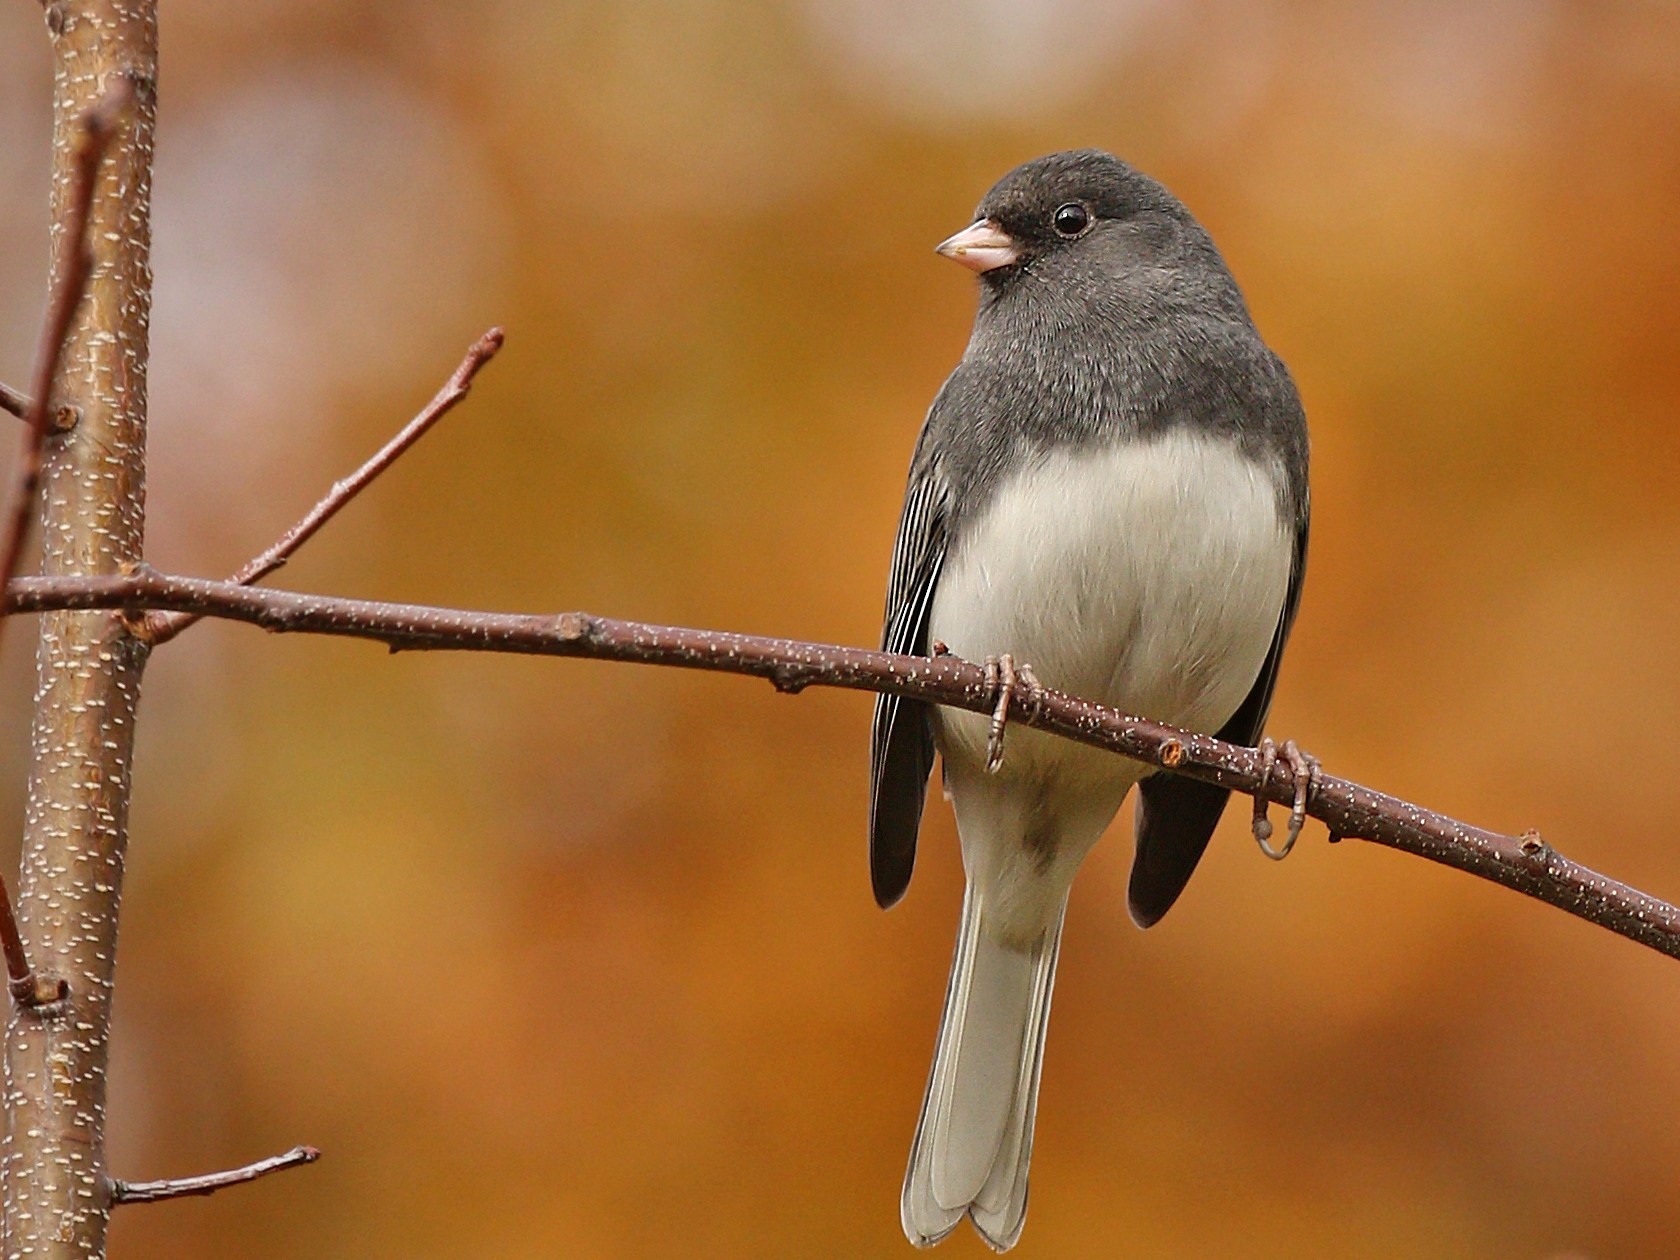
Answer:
[146, 324, 508, 647]
[110, 1144, 321, 1206]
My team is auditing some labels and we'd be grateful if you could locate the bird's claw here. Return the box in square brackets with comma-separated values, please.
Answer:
[1251, 737, 1320, 861]
[983, 654, 1043, 774]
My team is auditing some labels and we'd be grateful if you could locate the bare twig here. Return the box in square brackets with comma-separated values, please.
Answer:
[0, 383, 80, 433]
[0, 82, 131, 643]
[10, 566, 1680, 963]
[0, 381, 27, 420]
[109, 1145, 320, 1206]
[142, 327, 505, 646]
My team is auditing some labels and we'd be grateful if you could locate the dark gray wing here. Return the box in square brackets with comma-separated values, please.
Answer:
[1127, 510, 1309, 928]
[868, 463, 949, 909]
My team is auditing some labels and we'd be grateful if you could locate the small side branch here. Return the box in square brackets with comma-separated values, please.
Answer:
[109, 1145, 320, 1206]
[143, 326, 504, 646]
[0, 881, 66, 1007]
[0, 381, 27, 420]
[9, 567, 1680, 965]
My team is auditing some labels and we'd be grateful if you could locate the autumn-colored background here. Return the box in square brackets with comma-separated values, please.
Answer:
[3, 3, 1680, 1257]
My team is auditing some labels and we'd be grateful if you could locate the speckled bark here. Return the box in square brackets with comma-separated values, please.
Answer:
[3, 4, 155, 1258]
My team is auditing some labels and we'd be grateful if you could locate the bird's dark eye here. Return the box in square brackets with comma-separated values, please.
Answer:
[1052, 203, 1090, 237]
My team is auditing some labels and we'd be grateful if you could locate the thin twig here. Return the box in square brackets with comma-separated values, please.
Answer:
[143, 327, 504, 647]
[109, 1145, 320, 1206]
[10, 566, 1680, 964]
[0, 81, 132, 1012]
[0, 381, 27, 420]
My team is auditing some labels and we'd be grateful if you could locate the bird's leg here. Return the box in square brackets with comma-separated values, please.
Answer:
[1251, 738, 1278, 846]
[1281, 739, 1321, 851]
[983, 654, 1013, 774]
[983, 655, 1048, 774]
[1252, 737, 1321, 861]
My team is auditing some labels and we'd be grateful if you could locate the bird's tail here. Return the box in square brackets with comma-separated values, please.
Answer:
[901, 885, 1066, 1252]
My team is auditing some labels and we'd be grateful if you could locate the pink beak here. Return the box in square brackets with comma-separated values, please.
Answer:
[935, 219, 1020, 273]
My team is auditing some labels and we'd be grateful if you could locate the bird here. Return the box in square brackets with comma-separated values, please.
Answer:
[868, 149, 1311, 1251]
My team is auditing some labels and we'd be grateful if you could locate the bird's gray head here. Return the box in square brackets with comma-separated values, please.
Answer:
[937, 149, 1246, 327]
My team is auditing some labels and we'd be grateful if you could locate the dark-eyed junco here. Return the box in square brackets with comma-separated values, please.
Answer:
[869, 150, 1310, 1250]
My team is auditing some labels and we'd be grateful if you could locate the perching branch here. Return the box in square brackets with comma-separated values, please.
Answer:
[142, 325, 505, 646]
[108, 1146, 320, 1207]
[9, 566, 1680, 963]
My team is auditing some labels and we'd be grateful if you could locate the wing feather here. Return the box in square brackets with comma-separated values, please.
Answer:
[869, 465, 949, 908]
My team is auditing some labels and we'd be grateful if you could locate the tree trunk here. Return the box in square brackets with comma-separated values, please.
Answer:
[2, 4, 156, 1258]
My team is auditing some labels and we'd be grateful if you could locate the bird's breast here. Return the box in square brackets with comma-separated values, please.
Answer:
[928, 428, 1293, 784]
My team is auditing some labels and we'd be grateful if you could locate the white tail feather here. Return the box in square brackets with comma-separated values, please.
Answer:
[902, 887, 1066, 1251]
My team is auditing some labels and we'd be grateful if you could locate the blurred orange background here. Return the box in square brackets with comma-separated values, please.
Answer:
[4, 3, 1680, 1257]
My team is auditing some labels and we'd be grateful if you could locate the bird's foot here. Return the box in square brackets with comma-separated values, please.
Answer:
[983, 654, 1044, 774]
[1251, 737, 1321, 861]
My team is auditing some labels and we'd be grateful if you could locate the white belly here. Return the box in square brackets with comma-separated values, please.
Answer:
[929, 428, 1293, 793]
